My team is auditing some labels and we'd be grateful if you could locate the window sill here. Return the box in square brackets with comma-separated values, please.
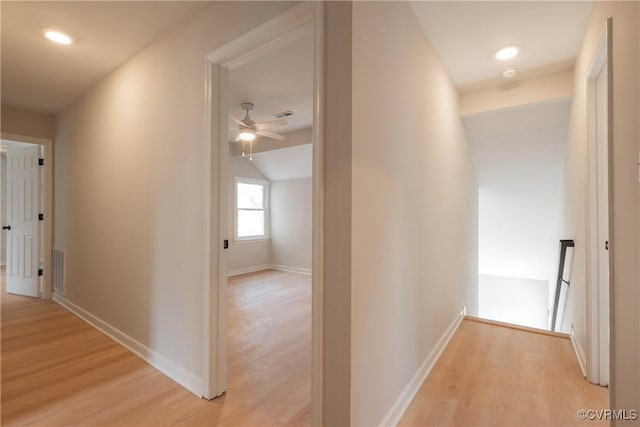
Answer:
[234, 237, 271, 244]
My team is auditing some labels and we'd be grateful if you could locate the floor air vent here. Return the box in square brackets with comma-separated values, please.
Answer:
[52, 247, 65, 294]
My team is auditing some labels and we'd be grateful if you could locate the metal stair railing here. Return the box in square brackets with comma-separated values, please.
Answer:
[551, 239, 574, 332]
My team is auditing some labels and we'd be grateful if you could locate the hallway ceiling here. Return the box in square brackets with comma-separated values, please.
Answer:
[1, 1, 207, 114]
[409, 1, 593, 90]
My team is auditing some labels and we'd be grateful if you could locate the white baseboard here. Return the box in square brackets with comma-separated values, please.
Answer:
[269, 264, 312, 276]
[570, 326, 587, 378]
[379, 310, 464, 427]
[227, 264, 311, 277]
[52, 293, 203, 397]
[227, 264, 270, 277]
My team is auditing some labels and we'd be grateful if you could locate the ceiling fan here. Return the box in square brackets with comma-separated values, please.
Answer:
[230, 102, 287, 142]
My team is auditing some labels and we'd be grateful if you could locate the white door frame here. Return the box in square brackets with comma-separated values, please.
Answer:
[1, 132, 54, 300]
[201, 3, 325, 425]
[585, 19, 612, 387]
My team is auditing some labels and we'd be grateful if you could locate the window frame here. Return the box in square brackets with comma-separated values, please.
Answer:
[234, 176, 270, 242]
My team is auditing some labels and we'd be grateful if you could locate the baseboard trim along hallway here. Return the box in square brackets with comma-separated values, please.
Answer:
[52, 293, 203, 397]
[464, 315, 569, 339]
[228, 264, 311, 277]
[379, 309, 464, 427]
[570, 325, 587, 377]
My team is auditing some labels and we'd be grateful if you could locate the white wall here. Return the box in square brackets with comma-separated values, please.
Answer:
[1, 106, 54, 141]
[465, 100, 568, 282]
[464, 100, 568, 330]
[270, 177, 312, 271]
[53, 1, 294, 394]
[227, 155, 312, 274]
[227, 157, 271, 274]
[561, 2, 640, 414]
[459, 68, 573, 117]
[1, 153, 6, 266]
[351, 2, 477, 425]
[479, 275, 548, 329]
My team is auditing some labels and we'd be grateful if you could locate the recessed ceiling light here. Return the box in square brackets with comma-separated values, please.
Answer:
[496, 46, 519, 60]
[502, 67, 518, 79]
[43, 29, 73, 45]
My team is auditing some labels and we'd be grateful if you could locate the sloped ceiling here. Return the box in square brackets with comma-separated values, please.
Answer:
[227, 26, 313, 181]
[248, 144, 312, 181]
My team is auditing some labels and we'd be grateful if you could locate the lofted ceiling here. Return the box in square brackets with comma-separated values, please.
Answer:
[249, 144, 312, 181]
[409, 1, 593, 90]
[0, 1, 207, 114]
[227, 32, 313, 180]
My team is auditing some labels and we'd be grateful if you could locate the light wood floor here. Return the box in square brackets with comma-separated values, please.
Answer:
[2, 267, 608, 427]
[399, 318, 609, 427]
[1, 269, 311, 426]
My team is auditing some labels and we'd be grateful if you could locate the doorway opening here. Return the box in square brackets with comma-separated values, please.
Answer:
[224, 32, 314, 424]
[202, 3, 324, 425]
[585, 20, 611, 387]
[1, 137, 52, 300]
[464, 100, 569, 332]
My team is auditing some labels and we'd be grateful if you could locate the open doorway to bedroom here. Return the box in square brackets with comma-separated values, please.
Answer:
[207, 11, 316, 424]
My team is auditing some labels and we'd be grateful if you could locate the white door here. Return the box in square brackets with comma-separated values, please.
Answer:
[5, 145, 41, 298]
[595, 64, 609, 386]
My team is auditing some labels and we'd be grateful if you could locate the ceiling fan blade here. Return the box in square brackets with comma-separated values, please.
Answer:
[254, 119, 288, 130]
[230, 115, 244, 125]
[256, 130, 285, 141]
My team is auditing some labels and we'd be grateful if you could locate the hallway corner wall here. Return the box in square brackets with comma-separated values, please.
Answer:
[351, 2, 477, 424]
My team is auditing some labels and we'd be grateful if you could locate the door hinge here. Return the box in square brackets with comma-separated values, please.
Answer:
[39, 158, 44, 166]
[38, 268, 43, 277]
[39, 213, 44, 221]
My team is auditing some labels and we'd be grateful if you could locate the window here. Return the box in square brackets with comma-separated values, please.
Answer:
[235, 177, 269, 241]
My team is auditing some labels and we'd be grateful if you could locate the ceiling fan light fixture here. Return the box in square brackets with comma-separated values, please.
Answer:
[231, 102, 287, 142]
[238, 127, 256, 141]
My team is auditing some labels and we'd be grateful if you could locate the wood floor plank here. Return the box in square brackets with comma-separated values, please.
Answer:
[1, 269, 311, 426]
[3, 267, 608, 426]
[398, 320, 609, 426]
